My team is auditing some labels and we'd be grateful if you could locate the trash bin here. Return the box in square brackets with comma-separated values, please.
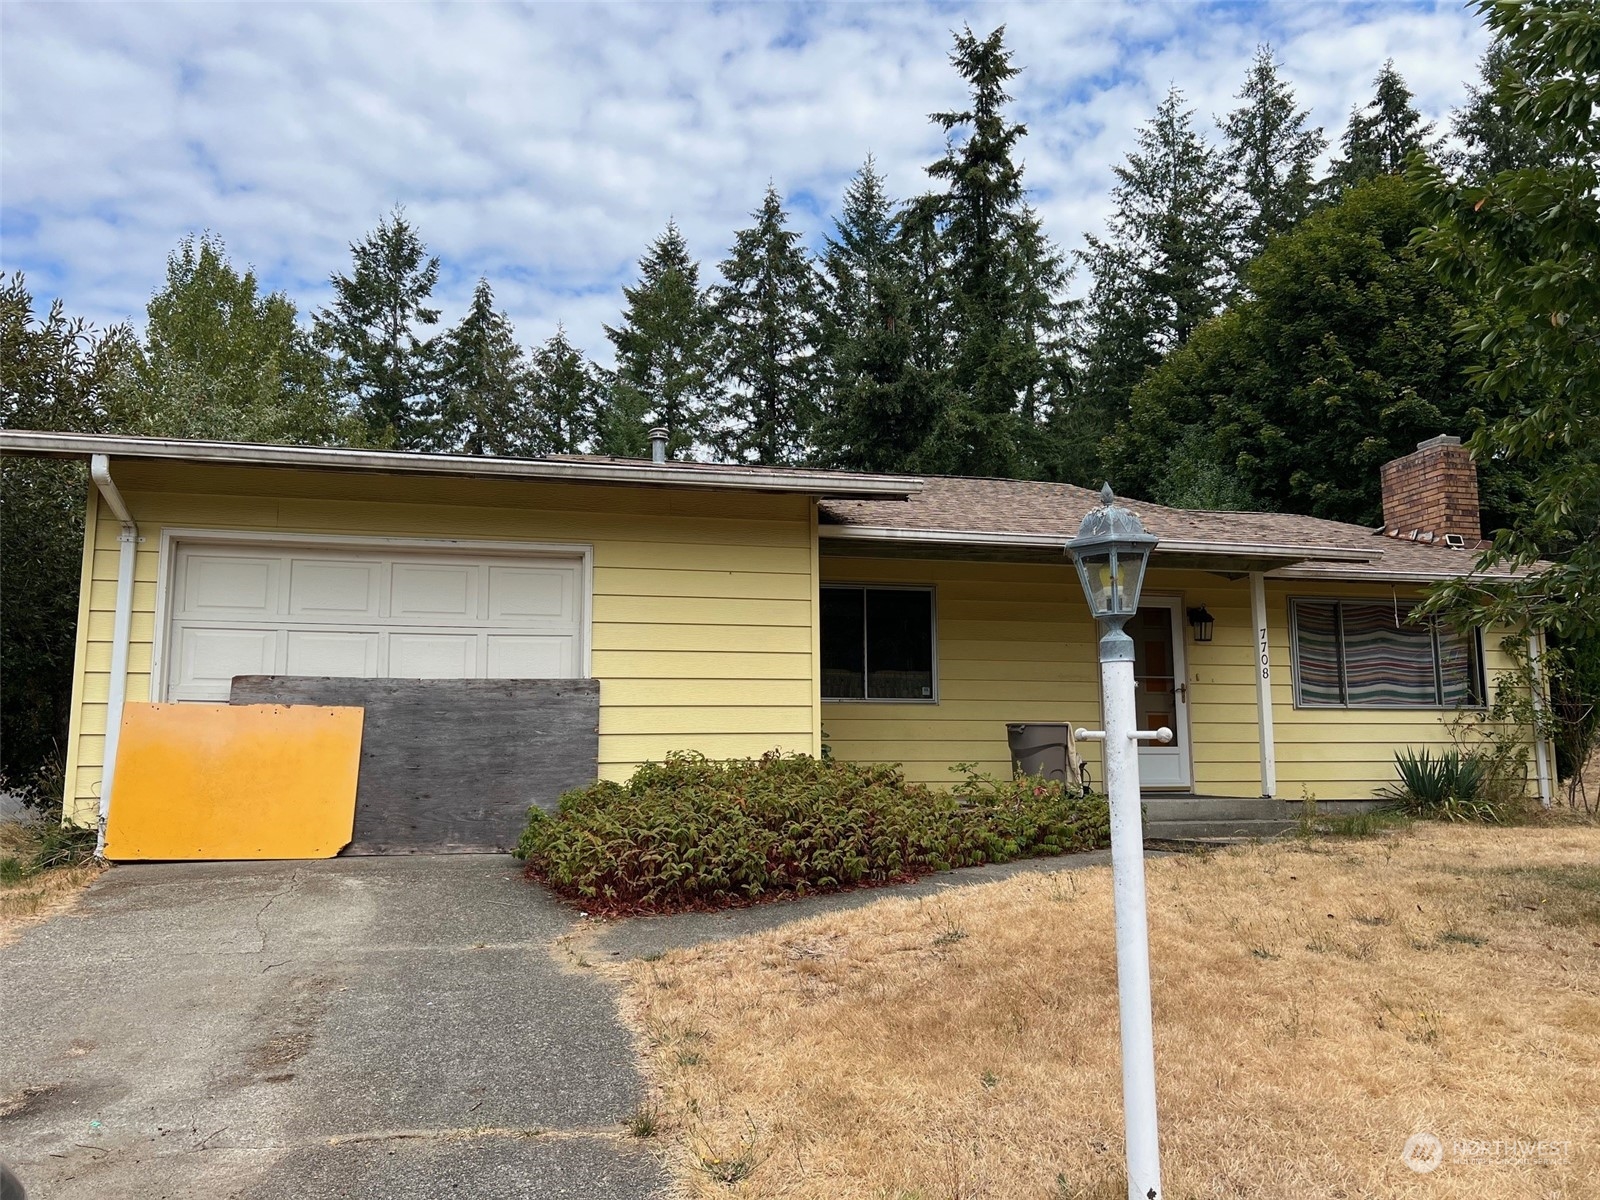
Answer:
[1006, 722, 1073, 783]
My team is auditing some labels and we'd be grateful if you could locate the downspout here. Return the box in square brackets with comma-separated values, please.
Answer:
[1528, 632, 1552, 809]
[1249, 572, 1278, 798]
[89, 454, 138, 855]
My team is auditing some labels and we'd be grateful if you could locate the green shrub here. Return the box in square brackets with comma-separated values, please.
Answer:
[1379, 748, 1507, 823]
[518, 752, 1109, 912]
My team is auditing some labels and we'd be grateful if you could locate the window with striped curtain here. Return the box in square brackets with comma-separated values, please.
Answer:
[1290, 599, 1484, 709]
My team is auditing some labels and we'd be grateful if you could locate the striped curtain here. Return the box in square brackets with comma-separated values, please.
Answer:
[1293, 601, 1344, 706]
[1340, 603, 1438, 706]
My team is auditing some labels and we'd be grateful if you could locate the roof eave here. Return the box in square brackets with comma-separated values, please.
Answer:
[820, 523, 1380, 565]
[0, 430, 923, 500]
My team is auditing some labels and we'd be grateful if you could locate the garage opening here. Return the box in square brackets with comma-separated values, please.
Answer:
[161, 539, 597, 853]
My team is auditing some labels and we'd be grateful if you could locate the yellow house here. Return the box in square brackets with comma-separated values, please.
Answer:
[1, 429, 1551, 852]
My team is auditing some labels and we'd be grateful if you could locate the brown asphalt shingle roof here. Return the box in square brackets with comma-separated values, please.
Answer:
[818, 474, 1525, 581]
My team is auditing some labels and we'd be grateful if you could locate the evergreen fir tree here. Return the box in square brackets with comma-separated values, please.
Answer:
[812, 158, 938, 472]
[710, 186, 821, 464]
[590, 375, 653, 459]
[1449, 38, 1571, 179]
[528, 326, 601, 455]
[1070, 86, 1233, 472]
[1322, 61, 1434, 194]
[432, 277, 531, 456]
[918, 24, 1070, 477]
[1222, 47, 1325, 273]
[602, 221, 712, 459]
[314, 206, 441, 447]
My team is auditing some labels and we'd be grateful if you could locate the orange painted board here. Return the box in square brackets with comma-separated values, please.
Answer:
[103, 702, 363, 861]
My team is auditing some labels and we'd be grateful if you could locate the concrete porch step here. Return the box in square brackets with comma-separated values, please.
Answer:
[1145, 818, 1301, 842]
[1141, 797, 1382, 822]
[1139, 798, 1388, 843]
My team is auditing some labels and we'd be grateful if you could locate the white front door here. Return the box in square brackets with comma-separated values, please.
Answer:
[1128, 599, 1192, 789]
[164, 542, 585, 701]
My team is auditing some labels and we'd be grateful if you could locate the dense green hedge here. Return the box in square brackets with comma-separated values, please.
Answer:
[517, 752, 1109, 913]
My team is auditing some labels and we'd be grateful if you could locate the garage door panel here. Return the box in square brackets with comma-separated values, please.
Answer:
[389, 632, 479, 679]
[486, 634, 574, 679]
[391, 563, 478, 620]
[181, 554, 279, 617]
[172, 626, 280, 699]
[488, 565, 575, 623]
[167, 545, 583, 703]
[288, 559, 381, 619]
[286, 630, 381, 678]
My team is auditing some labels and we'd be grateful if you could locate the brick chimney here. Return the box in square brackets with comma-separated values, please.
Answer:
[1379, 435, 1482, 546]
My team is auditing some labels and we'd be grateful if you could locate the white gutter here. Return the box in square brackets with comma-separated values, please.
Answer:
[1249, 572, 1278, 798]
[89, 455, 138, 855]
[1529, 632, 1553, 808]
[821, 522, 1380, 563]
[1269, 566, 1500, 583]
[1, 429, 921, 500]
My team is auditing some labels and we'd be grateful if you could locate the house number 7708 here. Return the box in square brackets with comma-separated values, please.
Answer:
[1259, 627, 1270, 680]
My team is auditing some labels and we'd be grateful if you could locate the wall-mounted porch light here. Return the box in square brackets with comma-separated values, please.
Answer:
[1186, 605, 1214, 644]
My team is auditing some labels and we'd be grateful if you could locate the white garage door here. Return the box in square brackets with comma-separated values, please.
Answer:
[165, 542, 585, 701]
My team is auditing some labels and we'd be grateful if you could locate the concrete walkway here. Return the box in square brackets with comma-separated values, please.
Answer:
[0, 856, 667, 1200]
[588, 847, 1116, 961]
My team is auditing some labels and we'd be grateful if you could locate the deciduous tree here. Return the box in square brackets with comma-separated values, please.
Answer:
[0, 275, 137, 797]
[128, 233, 348, 444]
[1414, 0, 1600, 637]
[1102, 177, 1482, 525]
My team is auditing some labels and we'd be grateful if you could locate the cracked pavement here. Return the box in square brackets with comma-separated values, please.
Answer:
[0, 856, 668, 1199]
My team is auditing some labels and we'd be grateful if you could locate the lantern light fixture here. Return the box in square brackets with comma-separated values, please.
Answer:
[1187, 605, 1215, 643]
[1067, 484, 1159, 625]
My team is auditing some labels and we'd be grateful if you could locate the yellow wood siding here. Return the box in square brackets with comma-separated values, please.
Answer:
[1264, 578, 1526, 800]
[819, 557, 1105, 787]
[62, 462, 820, 825]
[820, 556, 1531, 801]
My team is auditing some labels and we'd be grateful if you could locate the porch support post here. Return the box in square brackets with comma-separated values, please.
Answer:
[1528, 633, 1552, 808]
[1249, 572, 1277, 798]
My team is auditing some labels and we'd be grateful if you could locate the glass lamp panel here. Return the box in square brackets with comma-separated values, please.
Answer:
[1077, 552, 1115, 616]
[1112, 551, 1143, 616]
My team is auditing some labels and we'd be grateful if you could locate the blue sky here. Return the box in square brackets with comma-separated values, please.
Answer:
[1, 1, 1490, 365]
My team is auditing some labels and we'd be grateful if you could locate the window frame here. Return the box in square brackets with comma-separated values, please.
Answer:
[1287, 596, 1486, 711]
[819, 583, 939, 704]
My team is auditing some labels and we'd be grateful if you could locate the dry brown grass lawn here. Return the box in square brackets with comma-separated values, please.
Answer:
[617, 822, 1600, 1199]
[0, 818, 102, 946]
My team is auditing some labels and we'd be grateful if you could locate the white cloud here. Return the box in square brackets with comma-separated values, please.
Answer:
[1, 1, 1490, 365]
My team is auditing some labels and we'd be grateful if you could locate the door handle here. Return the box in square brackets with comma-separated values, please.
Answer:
[1175, 683, 1188, 700]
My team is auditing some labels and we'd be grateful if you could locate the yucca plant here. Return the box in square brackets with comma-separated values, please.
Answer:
[1379, 748, 1504, 823]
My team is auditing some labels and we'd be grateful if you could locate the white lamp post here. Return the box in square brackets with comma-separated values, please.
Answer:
[1068, 484, 1168, 1200]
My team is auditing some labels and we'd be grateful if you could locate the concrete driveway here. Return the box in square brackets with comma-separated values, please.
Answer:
[0, 857, 667, 1199]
